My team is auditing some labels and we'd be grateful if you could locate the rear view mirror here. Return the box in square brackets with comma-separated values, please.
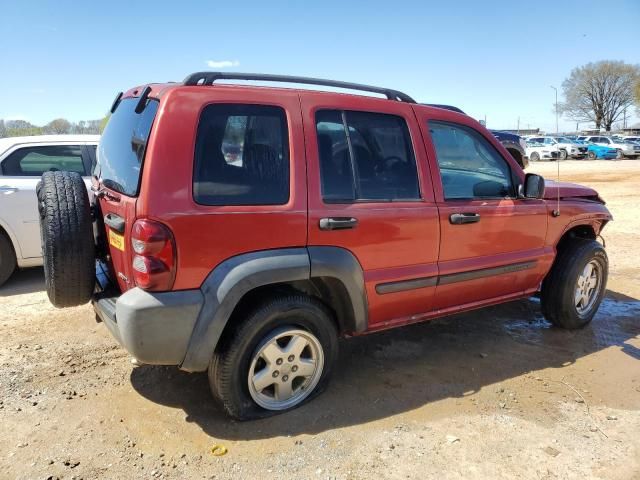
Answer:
[524, 173, 545, 199]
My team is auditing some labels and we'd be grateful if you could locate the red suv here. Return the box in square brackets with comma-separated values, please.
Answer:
[38, 73, 612, 419]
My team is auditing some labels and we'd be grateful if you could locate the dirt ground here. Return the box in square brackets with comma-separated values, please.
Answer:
[1, 160, 639, 480]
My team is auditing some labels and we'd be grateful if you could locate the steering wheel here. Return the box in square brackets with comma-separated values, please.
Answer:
[375, 156, 406, 174]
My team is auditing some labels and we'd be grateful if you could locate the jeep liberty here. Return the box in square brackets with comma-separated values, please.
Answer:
[37, 73, 612, 419]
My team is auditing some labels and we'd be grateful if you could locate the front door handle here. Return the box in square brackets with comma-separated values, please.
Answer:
[450, 212, 480, 225]
[319, 217, 358, 231]
[0, 186, 19, 194]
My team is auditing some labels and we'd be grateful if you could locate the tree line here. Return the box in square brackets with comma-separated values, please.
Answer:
[560, 60, 640, 131]
[0, 116, 109, 138]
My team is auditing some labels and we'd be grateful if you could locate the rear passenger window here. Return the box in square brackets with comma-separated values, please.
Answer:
[2, 145, 85, 176]
[193, 104, 289, 206]
[316, 110, 420, 202]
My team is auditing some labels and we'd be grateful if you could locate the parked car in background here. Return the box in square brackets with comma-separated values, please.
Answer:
[525, 139, 560, 161]
[490, 130, 529, 169]
[527, 136, 587, 160]
[578, 136, 640, 159]
[585, 143, 618, 160]
[622, 136, 640, 144]
[0, 135, 99, 286]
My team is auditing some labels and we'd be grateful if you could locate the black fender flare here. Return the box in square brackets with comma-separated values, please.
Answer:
[180, 247, 367, 372]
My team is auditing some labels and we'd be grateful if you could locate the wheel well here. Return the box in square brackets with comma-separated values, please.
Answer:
[556, 225, 596, 254]
[222, 278, 355, 342]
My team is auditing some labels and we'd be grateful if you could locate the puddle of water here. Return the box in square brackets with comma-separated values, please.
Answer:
[502, 297, 640, 350]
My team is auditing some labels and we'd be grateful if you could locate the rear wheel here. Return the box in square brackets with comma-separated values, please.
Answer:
[209, 294, 338, 420]
[37, 171, 95, 307]
[541, 239, 607, 329]
[0, 232, 17, 287]
[530, 152, 540, 162]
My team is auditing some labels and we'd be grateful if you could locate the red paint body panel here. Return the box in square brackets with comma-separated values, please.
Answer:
[96, 81, 612, 333]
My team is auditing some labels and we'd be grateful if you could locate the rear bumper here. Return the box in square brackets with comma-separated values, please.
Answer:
[93, 287, 204, 365]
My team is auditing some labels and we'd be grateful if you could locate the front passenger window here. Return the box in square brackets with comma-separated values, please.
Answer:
[429, 121, 514, 200]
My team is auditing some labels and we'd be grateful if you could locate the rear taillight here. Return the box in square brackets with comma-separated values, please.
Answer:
[131, 219, 176, 291]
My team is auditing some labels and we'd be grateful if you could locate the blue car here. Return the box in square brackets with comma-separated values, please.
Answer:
[585, 142, 617, 160]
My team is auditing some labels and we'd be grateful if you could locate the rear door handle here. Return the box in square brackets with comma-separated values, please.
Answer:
[104, 213, 125, 233]
[449, 212, 480, 225]
[319, 217, 358, 230]
[0, 186, 19, 194]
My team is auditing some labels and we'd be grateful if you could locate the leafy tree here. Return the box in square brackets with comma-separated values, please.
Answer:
[0, 119, 6, 138]
[45, 118, 71, 134]
[559, 61, 640, 131]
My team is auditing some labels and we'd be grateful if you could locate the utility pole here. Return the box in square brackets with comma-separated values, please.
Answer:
[517, 116, 520, 134]
[550, 85, 559, 135]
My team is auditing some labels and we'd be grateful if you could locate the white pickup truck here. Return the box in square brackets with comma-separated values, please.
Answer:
[0, 135, 99, 286]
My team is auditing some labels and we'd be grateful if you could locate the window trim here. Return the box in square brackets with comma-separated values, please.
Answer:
[192, 103, 291, 207]
[428, 120, 517, 201]
[315, 108, 422, 205]
[0, 144, 88, 177]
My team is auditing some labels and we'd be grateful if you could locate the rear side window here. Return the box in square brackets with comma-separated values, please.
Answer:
[316, 110, 419, 202]
[2, 145, 85, 176]
[193, 104, 289, 206]
[96, 98, 159, 196]
[429, 121, 514, 200]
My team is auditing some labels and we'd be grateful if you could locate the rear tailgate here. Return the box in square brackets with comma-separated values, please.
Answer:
[95, 95, 159, 292]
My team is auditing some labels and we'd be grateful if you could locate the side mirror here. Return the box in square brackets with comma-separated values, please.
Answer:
[523, 173, 545, 199]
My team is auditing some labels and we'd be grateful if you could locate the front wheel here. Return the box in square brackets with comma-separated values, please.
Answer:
[209, 295, 338, 420]
[587, 151, 596, 160]
[541, 239, 607, 329]
[530, 152, 540, 162]
[559, 149, 568, 160]
[616, 149, 624, 159]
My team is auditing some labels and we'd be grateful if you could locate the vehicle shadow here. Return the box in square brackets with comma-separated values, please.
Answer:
[0, 268, 45, 296]
[130, 291, 640, 440]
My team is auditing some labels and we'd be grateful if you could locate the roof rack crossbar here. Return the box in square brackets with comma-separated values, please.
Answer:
[183, 72, 416, 103]
[422, 104, 466, 114]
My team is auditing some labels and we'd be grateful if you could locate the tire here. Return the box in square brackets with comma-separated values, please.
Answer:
[615, 149, 623, 159]
[587, 151, 596, 160]
[209, 295, 338, 420]
[530, 152, 540, 162]
[559, 149, 568, 160]
[37, 171, 95, 307]
[0, 232, 17, 287]
[541, 239, 608, 329]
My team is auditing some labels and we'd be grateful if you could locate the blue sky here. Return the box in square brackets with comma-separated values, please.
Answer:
[1, 0, 639, 131]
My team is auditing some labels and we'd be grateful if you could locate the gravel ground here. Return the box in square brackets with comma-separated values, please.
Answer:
[0, 159, 639, 480]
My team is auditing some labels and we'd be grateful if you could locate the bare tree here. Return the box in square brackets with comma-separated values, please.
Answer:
[635, 81, 640, 115]
[0, 119, 6, 138]
[559, 61, 640, 131]
[45, 118, 71, 134]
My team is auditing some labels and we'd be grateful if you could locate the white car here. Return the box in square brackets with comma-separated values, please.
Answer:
[0, 135, 99, 286]
[525, 140, 560, 161]
[527, 136, 587, 160]
[578, 136, 640, 159]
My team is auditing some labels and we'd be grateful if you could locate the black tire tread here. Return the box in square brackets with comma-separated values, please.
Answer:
[541, 239, 607, 329]
[0, 231, 17, 287]
[209, 294, 338, 420]
[37, 171, 95, 307]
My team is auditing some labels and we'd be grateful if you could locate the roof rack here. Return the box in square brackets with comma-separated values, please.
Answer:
[422, 104, 466, 114]
[183, 72, 416, 103]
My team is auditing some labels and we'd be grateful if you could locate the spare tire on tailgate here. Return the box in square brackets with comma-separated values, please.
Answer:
[37, 171, 95, 307]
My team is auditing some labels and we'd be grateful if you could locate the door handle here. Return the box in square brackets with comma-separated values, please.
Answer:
[449, 212, 480, 225]
[319, 217, 358, 231]
[0, 186, 19, 194]
[104, 213, 125, 233]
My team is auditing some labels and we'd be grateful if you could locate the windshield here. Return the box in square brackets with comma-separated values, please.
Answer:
[556, 137, 572, 143]
[96, 98, 159, 196]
